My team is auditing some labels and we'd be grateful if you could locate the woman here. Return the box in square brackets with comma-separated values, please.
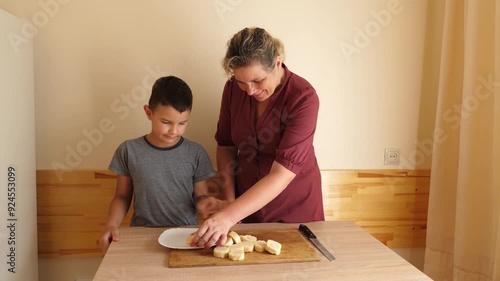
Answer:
[193, 27, 324, 247]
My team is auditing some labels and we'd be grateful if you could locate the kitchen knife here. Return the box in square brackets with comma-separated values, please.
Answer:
[298, 224, 336, 261]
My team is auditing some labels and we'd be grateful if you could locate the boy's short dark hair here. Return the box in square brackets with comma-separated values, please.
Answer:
[148, 76, 193, 112]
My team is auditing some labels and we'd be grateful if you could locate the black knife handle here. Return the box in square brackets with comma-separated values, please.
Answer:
[298, 224, 317, 239]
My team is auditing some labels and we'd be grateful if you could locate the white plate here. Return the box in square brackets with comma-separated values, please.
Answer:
[158, 227, 202, 249]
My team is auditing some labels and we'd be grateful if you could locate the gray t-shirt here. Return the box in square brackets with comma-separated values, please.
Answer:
[109, 136, 215, 227]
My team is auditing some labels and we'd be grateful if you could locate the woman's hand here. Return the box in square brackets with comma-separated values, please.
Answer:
[193, 162, 296, 249]
[99, 225, 120, 254]
[191, 211, 235, 248]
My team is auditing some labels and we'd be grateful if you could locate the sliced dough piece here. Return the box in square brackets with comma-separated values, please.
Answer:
[240, 241, 254, 252]
[228, 231, 241, 244]
[222, 237, 234, 247]
[230, 243, 244, 249]
[240, 235, 257, 242]
[228, 247, 245, 261]
[265, 239, 282, 255]
[254, 240, 267, 252]
[213, 246, 230, 259]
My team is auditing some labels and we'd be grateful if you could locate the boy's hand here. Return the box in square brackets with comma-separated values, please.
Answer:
[99, 226, 120, 255]
[196, 196, 229, 220]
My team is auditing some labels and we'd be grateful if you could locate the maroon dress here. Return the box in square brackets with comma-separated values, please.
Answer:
[215, 65, 325, 223]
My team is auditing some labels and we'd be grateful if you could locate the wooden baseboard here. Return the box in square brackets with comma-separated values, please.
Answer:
[36, 169, 429, 257]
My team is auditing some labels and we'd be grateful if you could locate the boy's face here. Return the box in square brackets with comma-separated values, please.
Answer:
[144, 104, 190, 148]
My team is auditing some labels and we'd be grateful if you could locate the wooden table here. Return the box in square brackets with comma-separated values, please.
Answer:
[93, 221, 431, 280]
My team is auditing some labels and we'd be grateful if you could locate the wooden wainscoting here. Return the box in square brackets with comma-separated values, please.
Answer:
[36, 169, 429, 257]
[36, 170, 129, 257]
[321, 170, 430, 248]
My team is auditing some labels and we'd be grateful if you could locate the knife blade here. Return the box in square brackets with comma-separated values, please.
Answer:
[298, 224, 336, 261]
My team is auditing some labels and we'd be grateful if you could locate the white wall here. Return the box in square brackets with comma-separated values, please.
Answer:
[0, 8, 38, 281]
[1, 0, 434, 176]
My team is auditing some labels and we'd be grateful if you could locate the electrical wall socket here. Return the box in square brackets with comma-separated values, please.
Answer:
[384, 148, 400, 165]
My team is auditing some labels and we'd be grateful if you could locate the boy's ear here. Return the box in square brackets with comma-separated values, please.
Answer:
[144, 105, 153, 120]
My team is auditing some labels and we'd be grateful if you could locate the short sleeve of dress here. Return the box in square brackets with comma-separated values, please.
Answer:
[274, 85, 319, 175]
[215, 80, 235, 147]
[108, 142, 131, 177]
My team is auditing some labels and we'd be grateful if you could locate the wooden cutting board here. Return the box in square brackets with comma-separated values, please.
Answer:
[168, 228, 320, 268]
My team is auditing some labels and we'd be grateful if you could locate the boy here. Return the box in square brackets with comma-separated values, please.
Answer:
[99, 76, 222, 254]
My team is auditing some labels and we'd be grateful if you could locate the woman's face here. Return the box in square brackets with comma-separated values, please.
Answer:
[232, 60, 283, 102]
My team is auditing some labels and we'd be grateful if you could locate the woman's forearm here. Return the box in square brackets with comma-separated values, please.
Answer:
[219, 161, 296, 225]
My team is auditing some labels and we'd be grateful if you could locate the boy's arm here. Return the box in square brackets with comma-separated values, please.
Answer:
[193, 178, 209, 203]
[99, 174, 133, 254]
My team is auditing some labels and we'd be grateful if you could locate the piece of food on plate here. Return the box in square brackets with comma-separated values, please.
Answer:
[213, 246, 230, 258]
[228, 247, 245, 261]
[265, 239, 282, 255]
[254, 240, 267, 252]
[185, 234, 195, 246]
[228, 231, 241, 244]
